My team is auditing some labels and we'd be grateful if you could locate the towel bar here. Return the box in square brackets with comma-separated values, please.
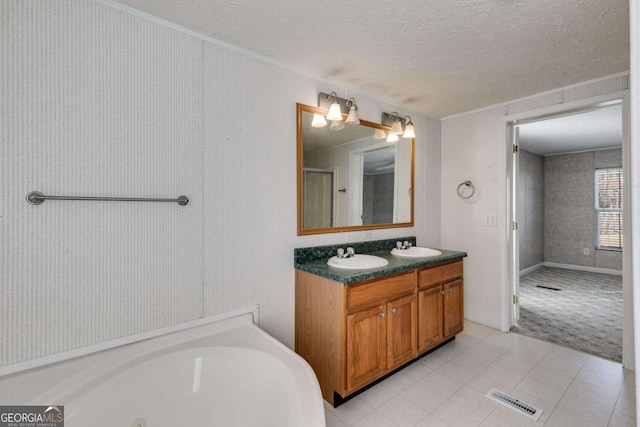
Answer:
[26, 191, 189, 206]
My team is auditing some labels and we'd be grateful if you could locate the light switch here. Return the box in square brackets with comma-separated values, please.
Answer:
[484, 215, 497, 227]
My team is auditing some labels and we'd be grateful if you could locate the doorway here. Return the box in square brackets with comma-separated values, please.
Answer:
[362, 147, 396, 225]
[509, 102, 624, 362]
[348, 144, 398, 225]
[303, 167, 336, 228]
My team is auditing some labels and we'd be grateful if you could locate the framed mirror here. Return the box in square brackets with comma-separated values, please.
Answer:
[297, 103, 414, 235]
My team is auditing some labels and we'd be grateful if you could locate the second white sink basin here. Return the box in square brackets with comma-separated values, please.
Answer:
[391, 247, 442, 258]
[327, 254, 389, 270]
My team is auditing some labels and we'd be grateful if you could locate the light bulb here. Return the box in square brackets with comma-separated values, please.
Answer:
[373, 129, 387, 139]
[345, 106, 360, 125]
[391, 119, 403, 135]
[391, 120, 402, 135]
[330, 120, 345, 131]
[311, 113, 327, 128]
[402, 123, 415, 138]
[326, 103, 343, 121]
[386, 132, 399, 143]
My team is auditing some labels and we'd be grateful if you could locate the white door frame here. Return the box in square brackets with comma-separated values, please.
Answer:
[501, 90, 629, 333]
[348, 142, 397, 225]
[511, 125, 520, 323]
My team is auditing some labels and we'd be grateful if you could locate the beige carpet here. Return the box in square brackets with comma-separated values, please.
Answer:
[510, 267, 622, 362]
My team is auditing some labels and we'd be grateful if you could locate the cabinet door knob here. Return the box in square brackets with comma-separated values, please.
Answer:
[440, 290, 445, 295]
[449, 287, 453, 292]
[390, 308, 397, 314]
[379, 312, 385, 318]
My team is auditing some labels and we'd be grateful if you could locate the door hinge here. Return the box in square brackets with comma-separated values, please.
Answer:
[512, 221, 518, 230]
[513, 144, 519, 153]
[513, 295, 519, 304]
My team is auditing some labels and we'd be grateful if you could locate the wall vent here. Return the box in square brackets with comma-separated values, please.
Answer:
[485, 389, 542, 421]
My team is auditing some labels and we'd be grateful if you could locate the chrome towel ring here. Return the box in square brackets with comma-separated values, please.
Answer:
[457, 181, 475, 199]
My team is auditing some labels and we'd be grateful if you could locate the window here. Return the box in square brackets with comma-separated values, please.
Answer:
[595, 168, 623, 250]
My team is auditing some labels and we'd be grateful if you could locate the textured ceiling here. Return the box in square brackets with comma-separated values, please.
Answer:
[113, 0, 629, 118]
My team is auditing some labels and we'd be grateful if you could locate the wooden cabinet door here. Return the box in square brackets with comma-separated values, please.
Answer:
[386, 295, 417, 370]
[417, 284, 444, 353]
[444, 279, 464, 337]
[346, 305, 386, 392]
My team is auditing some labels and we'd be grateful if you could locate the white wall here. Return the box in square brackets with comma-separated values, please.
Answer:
[629, 0, 640, 385]
[441, 74, 633, 367]
[441, 107, 508, 329]
[425, 117, 442, 248]
[518, 149, 544, 271]
[0, 0, 439, 368]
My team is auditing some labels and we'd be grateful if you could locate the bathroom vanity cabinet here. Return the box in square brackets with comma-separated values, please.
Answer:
[295, 259, 464, 406]
[417, 261, 464, 352]
[345, 272, 416, 392]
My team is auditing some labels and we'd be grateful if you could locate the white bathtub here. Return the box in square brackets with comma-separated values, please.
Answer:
[1, 311, 325, 427]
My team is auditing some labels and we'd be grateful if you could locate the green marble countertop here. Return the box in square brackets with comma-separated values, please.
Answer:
[294, 238, 467, 284]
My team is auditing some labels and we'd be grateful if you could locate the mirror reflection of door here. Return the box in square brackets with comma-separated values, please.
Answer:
[303, 168, 335, 229]
[362, 148, 395, 225]
[297, 104, 414, 234]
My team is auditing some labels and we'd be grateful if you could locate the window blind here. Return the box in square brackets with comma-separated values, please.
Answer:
[596, 168, 623, 249]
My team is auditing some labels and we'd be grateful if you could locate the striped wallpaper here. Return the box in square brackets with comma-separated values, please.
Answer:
[1, 0, 205, 365]
[1, 0, 431, 368]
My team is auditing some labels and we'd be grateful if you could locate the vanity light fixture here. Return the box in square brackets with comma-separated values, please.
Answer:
[373, 129, 387, 139]
[381, 111, 415, 139]
[325, 92, 344, 121]
[344, 98, 360, 125]
[311, 113, 328, 128]
[318, 92, 360, 124]
[402, 116, 415, 138]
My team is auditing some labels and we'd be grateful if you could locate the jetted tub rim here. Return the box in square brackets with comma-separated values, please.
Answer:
[6, 310, 325, 427]
[30, 313, 269, 404]
[60, 345, 310, 424]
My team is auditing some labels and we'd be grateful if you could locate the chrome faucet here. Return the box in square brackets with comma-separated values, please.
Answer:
[396, 241, 412, 250]
[336, 247, 355, 258]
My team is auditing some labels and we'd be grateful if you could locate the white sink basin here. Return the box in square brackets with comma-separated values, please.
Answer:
[327, 254, 389, 270]
[391, 247, 442, 258]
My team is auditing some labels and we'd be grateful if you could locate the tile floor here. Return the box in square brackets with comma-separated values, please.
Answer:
[324, 321, 635, 427]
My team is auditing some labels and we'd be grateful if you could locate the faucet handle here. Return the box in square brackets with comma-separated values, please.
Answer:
[403, 241, 409, 248]
[396, 241, 403, 249]
[337, 248, 344, 258]
[347, 247, 355, 256]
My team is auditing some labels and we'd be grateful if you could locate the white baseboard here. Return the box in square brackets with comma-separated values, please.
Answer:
[543, 262, 622, 276]
[463, 316, 501, 331]
[520, 261, 623, 276]
[519, 263, 545, 276]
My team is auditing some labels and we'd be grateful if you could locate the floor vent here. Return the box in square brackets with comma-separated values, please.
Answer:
[536, 285, 561, 291]
[485, 389, 542, 421]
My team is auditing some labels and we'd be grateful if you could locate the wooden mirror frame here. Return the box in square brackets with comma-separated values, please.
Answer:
[297, 103, 414, 235]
